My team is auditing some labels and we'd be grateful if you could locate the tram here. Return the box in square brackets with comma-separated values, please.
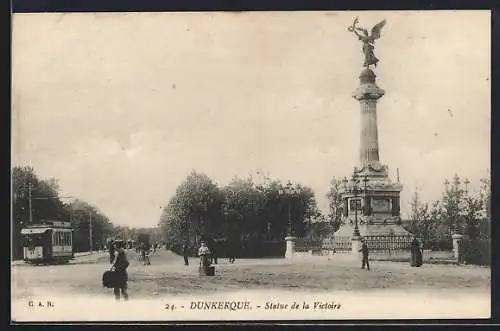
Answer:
[21, 221, 74, 265]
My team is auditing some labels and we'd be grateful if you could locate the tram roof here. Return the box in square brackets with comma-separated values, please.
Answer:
[21, 228, 51, 235]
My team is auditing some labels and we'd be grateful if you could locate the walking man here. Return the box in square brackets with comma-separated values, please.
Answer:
[183, 240, 189, 266]
[198, 241, 211, 267]
[111, 240, 130, 301]
[359, 238, 370, 270]
[227, 236, 237, 264]
[209, 237, 218, 265]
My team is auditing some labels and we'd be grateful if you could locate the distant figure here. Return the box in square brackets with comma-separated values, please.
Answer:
[227, 238, 236, 264]
[153, 243, 157, 255]
[109, 240, 116, 264]
[208, 237, 218, 265]
[359, 239, 370, 270]
[410, 237, 423, 267]
[141, 242, 151, 266]
[198, 241, 211, 267]
[183, 241, 189, 266]
[111, 241, 130, 301]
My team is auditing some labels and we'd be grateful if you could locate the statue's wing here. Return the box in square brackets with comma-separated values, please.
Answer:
[355, 26, 369, 36]
[370, 19, 387, 40]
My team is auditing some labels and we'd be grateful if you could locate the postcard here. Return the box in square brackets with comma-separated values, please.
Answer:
[11, 10, 491, 322]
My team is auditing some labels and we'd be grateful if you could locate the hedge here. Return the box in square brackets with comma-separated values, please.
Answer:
[459, 239, 490, 266]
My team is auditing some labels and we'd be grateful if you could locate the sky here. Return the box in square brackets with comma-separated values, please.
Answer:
[12, 11, 490, 228]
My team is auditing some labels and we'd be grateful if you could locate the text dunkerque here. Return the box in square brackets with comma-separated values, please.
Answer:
[190, 301, 252, 311]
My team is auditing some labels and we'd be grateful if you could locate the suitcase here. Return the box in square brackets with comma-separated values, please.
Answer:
[102, 270, 119, 288]
[199, 266, 215, 276]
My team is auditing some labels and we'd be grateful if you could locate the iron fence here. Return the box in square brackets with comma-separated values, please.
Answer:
[295, 235, 429, 255]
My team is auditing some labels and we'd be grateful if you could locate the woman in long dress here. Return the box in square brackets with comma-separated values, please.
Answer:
[410, 237, 423, 267]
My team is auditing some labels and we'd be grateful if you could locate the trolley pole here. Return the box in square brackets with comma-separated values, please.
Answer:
[89, 211, 93, 255]
[28, 182, 33, 225]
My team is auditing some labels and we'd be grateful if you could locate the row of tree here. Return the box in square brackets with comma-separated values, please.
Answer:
[158, 171, 320, 256]
[158, 169, 491, 257]
[12, 166, 118, 258]
[405, 173, 490, 248]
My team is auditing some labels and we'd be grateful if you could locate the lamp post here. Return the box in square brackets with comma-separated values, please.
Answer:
[464, 178, 470, 194]
[278, 181, 301, 259]
[362, 174, 369, 217]
[350, 170, 361, 237]
[278, 181, 300, 237]
[71, 209, 94, 254]
[342, 168, 365, 257]
[196, 202, 208, 242]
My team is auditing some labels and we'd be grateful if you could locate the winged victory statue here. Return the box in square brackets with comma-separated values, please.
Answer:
[348, 17, 387, 68]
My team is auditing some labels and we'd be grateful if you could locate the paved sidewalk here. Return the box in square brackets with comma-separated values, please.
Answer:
[11, 251, 108, 266]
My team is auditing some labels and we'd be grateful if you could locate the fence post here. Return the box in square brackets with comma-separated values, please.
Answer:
[351, 235, 361, 260]
[452, 234, 463, 263]
[285, 236, 296, 259]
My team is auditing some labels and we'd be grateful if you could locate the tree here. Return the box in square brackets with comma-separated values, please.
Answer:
[222, 176, 318, 239]
[441, 174, 466, 236]
[12, 166, 68, 258]
[480, 174, 491, 220]
[11, 165, 116, 257]
[70, 199, 114, 252]
[158, 170, 320, 257]
[326, 177, 345, 232]
[406, 188, 433, 240]
[159, 171, 223, 252]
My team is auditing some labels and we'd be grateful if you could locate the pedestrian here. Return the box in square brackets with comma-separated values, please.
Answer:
[410, 237, 423, 267]
[109, 240, 116, 264]
[209, 237, 218, 265]
[227, 237, 236, 264]
[141, 243, 151, 266]
[110, 240, 130, 301]
[198, 241, 211, 267]
[183, 240, 189, 266]
[359, 238, 370, 270]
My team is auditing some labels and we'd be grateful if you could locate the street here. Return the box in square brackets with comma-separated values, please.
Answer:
[12, 249, 491, 321]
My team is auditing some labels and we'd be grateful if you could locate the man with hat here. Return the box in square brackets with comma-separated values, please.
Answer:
[358, 237, 370, 270]
[198, 241, 211, 267]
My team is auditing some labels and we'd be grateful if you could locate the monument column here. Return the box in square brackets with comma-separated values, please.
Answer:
[353, 69, 385, 168]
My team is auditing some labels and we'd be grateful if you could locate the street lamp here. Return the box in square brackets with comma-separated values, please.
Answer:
[278, 181, 300, 237]
[343, 169, 362, 237]
[464, 178, 470, 194]
[362, 175, 369, 217]
[195, 202, 208, 242]
[351, 171, 361, 237]
[71, 208, 94, 254]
